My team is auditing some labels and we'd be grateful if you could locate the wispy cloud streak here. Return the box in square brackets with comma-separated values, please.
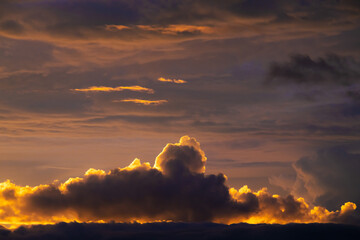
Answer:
[158, 77, 187, 84]
[72, 86, 154, 94]
[115, 99, 168, 105]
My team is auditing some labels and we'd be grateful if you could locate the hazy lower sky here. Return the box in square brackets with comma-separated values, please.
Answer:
[0, 0, 359, 220]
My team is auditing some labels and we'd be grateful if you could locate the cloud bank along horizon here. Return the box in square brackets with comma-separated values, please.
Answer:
[0, 136, 357, 229]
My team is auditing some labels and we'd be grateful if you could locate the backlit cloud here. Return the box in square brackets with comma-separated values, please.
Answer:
[72, 86, 154, 94]
[0, 2, 360, 234]
[0, 136, 357, 229]
[270, 147, 360, 210]
[158, 77, 187, 84]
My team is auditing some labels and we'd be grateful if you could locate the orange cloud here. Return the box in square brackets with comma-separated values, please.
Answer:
[105, 25, 130, 31]
[0, 136, 357, 229]
[137, 25, 213, 35]
[71, 86, 154, 94]
[158, 77, 187, 84]
[115, 99, 168, 105]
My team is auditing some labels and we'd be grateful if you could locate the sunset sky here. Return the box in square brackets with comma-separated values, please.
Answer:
[1, 0, 360, 231]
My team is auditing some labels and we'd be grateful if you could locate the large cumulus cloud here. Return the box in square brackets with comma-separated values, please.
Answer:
[0, 136, 357, 228]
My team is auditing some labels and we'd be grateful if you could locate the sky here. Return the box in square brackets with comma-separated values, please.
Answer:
[0, 0, 360, 229]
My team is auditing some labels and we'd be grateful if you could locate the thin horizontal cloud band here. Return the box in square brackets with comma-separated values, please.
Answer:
[114, 99, 168, 105]
[71, 86, 154, 94]
[158, 77, 187, 84]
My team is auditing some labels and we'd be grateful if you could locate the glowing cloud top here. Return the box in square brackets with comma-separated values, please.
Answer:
[0, 136, 357, 229]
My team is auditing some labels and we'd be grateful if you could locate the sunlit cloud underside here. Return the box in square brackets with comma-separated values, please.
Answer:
[0, 136, 356, 229]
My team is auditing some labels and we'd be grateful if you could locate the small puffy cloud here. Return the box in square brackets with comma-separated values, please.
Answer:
[158, 77, 187, 84]
[71, 86, 154, 94]
[0, 136, 357, 228]
[115, 99, 167, 105]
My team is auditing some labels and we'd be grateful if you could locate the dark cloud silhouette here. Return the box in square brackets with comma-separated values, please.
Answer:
[24, 136, 257, 222]
[293, 147, 360, 210]
[266, 54, 360, 85]
[2, 222, 360, 240]
[271, 146, 360, 217]
[0, 137, 357, 226]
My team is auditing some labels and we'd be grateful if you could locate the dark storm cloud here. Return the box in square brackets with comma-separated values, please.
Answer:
[293, 147, 360, 210]
[266, 54, 360, 85]
[2, 222, 360, 240]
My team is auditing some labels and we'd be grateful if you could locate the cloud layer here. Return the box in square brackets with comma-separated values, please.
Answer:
[0, 136, 357, 228]
[1, 222, 360, 240]
[1, 0, 359, 44]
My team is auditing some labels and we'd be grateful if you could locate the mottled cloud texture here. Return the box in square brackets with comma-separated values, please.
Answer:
[0, 0, 359, 43]
[266, 54, 360, 85]
[0, 137, 357, 228]
[271, 147, 360, 211]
